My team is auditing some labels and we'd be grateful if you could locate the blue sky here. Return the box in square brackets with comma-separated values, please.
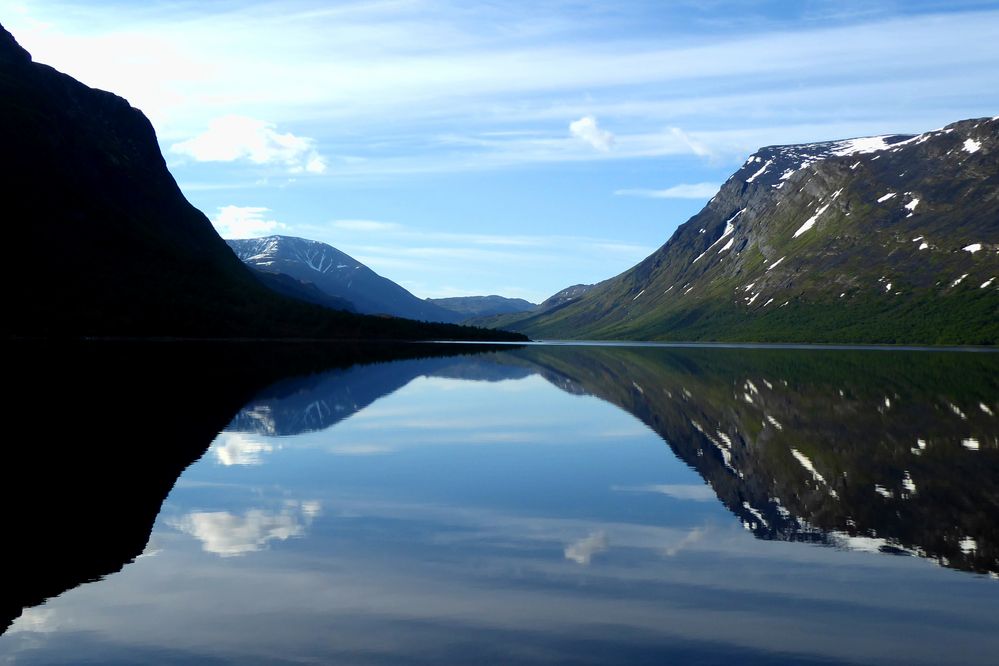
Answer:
[5, 1, 999, 302]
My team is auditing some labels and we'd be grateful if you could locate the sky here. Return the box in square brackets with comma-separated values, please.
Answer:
[4, 0, 999, 302]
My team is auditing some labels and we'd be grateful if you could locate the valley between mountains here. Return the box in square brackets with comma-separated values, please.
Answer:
[2, 18, 994, 344]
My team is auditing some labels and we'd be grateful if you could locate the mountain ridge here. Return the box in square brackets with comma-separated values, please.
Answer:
[488, 117, 999, 344]
[427, 294, 536, 319]
[228, 235, 465, 323]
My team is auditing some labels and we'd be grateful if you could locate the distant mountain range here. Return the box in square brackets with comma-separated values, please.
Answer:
[228, 235, 463, 323]
[0, 24, 521, 342]
[485, 119, 998, 344]
[427, 294, 536, 318]
[228, 236, 541, 322]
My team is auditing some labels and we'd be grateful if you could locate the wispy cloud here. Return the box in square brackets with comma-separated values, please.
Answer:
[331, 219, 403, 232]
[211, 205, 286, 238]
[613, 484, 718, 502]
[9, 4, 999, 174]
[615, 182, 720, 199]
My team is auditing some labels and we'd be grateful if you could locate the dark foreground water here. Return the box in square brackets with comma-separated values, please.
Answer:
[1, 342, 997, 665]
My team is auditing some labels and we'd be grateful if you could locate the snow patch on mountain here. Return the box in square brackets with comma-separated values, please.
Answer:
[963, 138, 981, 154]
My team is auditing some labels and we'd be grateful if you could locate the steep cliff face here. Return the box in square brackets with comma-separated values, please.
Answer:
[499, 118, 999, 344]
[0, 25, 521, 341]
[1, 24, 264, 337]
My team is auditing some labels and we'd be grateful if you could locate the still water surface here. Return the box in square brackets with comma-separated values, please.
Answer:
[2, 344, 998, 664]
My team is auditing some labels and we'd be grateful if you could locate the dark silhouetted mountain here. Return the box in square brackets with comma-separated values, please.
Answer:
[427, 295, 536, 320]
[0, 24, 521, 342]
[228, 236, 464, 323]
[250, 268, 356, 312]
[492, 119, 999, 344]
[0, 340, 522, 635]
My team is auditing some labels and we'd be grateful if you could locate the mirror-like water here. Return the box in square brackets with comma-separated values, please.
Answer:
[2, 343, 997, 664]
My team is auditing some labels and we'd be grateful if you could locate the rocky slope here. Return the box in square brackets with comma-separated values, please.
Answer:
[228, 236, 463, 323]
[494, 119, 999, 344]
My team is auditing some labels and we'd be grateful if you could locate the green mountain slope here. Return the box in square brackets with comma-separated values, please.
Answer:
[496, 118, 999, 344]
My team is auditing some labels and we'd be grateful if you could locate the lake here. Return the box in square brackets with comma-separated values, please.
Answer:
[2, 342, 997, 664]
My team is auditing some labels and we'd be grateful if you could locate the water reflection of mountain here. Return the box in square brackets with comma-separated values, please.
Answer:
[1, 341, 515, 635]
[226, 357, 533, 436]
[514, 346, 999, 577]
[222, 344, 999, 576]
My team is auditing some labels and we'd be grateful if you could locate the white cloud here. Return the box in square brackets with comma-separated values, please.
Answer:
[171, 115, 327, 173]
[569, 115, 614, 152]
[331, 219, 403, 232]
[564, 530, 609, 565]
[169, 500, 320, 557]
[615, 183, 720, 199]
[211, 205, 286, 238]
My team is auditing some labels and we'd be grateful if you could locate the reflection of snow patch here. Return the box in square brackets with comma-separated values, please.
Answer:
[791, 448, 837, 497]
[830, 531, 891, 554]
[742, 501, 769, 529]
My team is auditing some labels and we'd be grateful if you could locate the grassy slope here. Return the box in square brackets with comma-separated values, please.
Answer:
[496, 120, 999, 345]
